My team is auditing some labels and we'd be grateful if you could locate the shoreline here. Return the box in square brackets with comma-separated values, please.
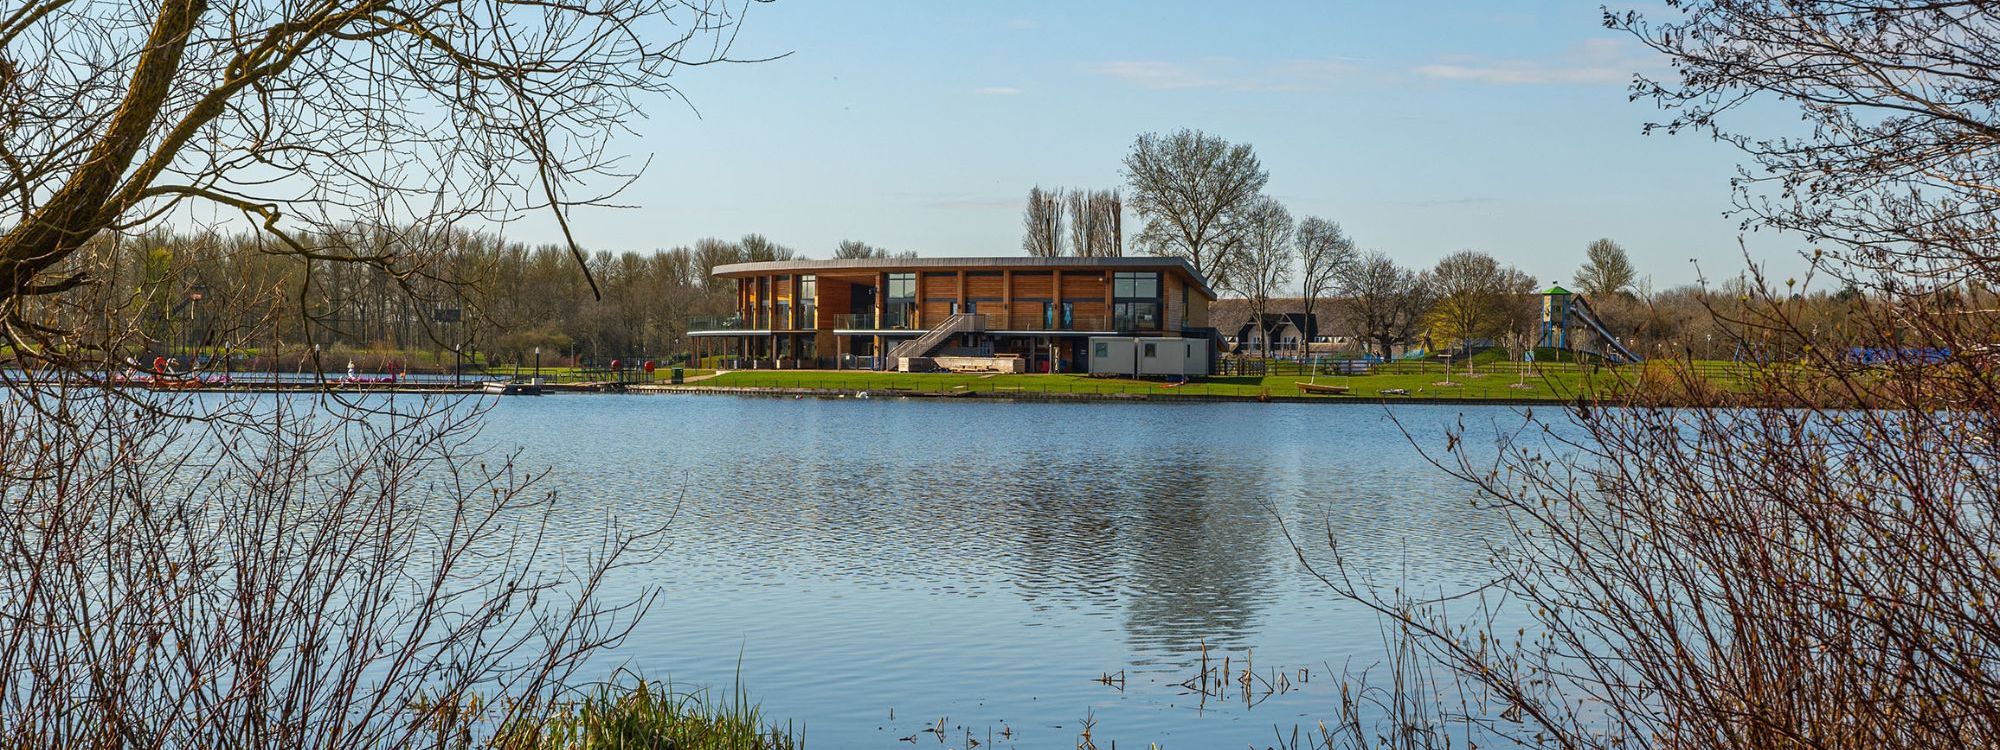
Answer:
[635, 383, 1583, 406]
[44, 379, 1587, 405]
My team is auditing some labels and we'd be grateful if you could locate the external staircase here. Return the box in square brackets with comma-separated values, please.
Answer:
[887, 313, 986, 360]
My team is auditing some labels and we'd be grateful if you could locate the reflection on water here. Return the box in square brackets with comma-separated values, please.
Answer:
[1120, 468, 1276, 660]
[468, 395, 1536, 748]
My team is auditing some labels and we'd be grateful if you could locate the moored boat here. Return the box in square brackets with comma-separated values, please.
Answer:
[482, 379, 546, 396]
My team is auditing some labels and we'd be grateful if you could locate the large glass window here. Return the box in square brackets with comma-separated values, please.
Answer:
[1113, 272, 1161, 330]
[887, 273, 916, 299]
[884, 273, 916, 328]
[799, 275, 817, 328]
[1114, 302, 1160, 330]
[1113, 272, 1158, 299]
[756, 276, 771, 328]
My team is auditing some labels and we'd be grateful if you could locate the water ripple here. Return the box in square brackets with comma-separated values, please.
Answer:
[469, 395, 1541, 748]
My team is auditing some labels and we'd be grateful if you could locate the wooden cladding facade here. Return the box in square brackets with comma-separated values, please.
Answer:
[696, 258, 1208, 370]
[697, 258, 1216, 369]
[725, 263, 1206, 332]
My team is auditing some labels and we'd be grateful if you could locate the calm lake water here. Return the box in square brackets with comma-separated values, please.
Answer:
[461, 394, 1540, 748]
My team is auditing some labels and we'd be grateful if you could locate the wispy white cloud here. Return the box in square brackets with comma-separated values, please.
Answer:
[1412, 38, 1648, 86]
[1087, 57, 1360, 93]
[1088, 60, 1220, 90]
[975, 86, 1023, 96]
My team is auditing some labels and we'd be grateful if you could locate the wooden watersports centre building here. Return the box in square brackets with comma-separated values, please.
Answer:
[688, 257, 1219, 373]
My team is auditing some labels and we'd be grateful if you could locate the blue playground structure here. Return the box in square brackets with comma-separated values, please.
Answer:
[1538, 286, 1642, 364]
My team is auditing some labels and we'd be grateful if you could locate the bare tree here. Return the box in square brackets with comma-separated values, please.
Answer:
[739, 233, 798, 263]
[830, 240, 917, 261]
[1295, 217, 1356, 354]
[834, 240, 881, 259]
[1496, 265, 1540, 364]
[1424, 250, 1513, 372]
[1225, 196, 1294, 359]
[1023, 186, 1065, 257]
[1068, 189, 1124, 258]
[1122, 129, 1268, 287]
[1064, 189, 1089, 259]
[1088, 189, 1125, 258]
[0, 0, 760, 377]
[1336, 251, 1429, 361]
[1021, 186, 1122, 258]
[1616, 2, 2000, 287]
[1574, 237, 1635, 298]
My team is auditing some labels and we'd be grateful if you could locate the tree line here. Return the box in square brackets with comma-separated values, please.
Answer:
[35, 124, 1898, 373]
[1095, 127, 1885, 363]
[33, 228, 919, 369]
[36, 187, 1886, 372]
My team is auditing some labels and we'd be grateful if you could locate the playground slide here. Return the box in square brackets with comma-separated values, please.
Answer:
[1572, 296, 1642, 364]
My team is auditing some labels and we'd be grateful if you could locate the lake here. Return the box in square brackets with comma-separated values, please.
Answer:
[462, 394, 1537, 748]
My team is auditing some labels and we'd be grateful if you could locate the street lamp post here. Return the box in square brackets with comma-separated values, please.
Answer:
[534, 346, 541, 380]
[187, 284, 206, 367]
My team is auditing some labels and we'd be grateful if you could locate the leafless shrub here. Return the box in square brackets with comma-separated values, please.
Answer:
[1295, 264, 2000, 749]
[0, 384, 665, 747]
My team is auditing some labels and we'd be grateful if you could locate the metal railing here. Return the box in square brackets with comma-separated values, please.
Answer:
[996, 312, 1120, 334]
[829, 309, 919, 330]
[988, 308, 1116, 332]
[887, 313, 987, 360]
[687, 315, 756, 333]
[761, 307, 1166, 334]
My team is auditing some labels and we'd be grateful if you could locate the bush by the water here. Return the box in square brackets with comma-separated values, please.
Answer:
[496, 676, 799, 750]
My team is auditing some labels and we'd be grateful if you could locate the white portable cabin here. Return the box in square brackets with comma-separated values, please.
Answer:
[1087, 337, 1209, 377]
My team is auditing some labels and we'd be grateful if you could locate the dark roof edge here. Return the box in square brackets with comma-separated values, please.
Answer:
[711, 256, 1217, 299]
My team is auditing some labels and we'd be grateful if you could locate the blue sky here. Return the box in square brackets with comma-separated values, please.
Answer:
[543, 1, 1805, 290]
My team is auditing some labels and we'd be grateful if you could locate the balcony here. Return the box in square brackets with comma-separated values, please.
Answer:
[820, 306, 1157, 334]
[687, 315, 761, 334]
[989, 307, 1117, 333]
[830, 309, 918, 331]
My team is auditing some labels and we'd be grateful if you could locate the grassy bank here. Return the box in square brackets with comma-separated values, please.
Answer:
[676, 353, 1783, 402]
[685, 365, 1624, 401]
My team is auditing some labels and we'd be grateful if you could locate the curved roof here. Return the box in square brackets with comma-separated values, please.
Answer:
[711, 256, 1217, 299]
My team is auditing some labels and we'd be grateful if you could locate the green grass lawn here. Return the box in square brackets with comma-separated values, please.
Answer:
[690, 363, 1630, 401]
